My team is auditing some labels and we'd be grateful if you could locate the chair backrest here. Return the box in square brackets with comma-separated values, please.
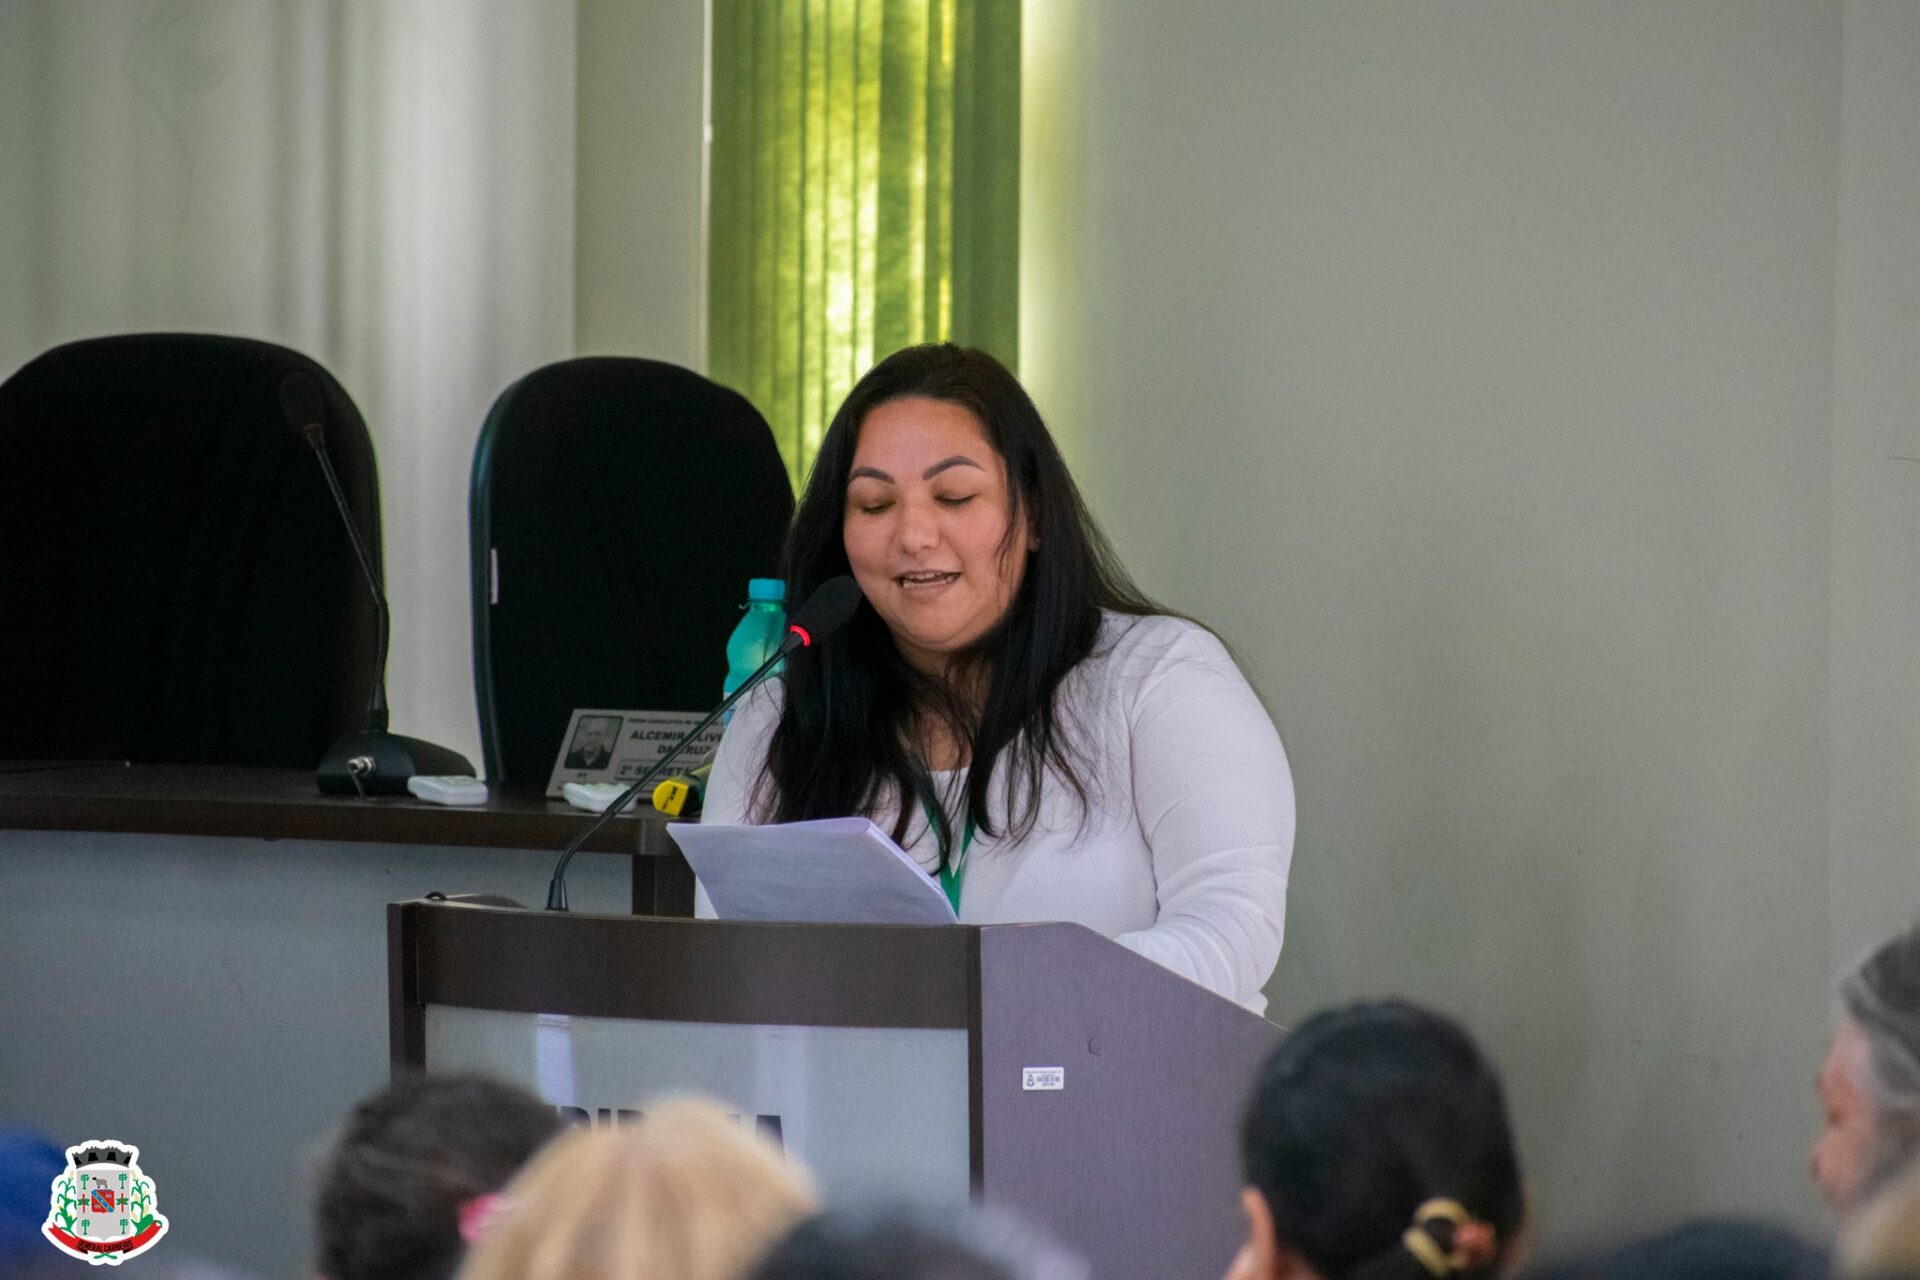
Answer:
[0, 333, 382, 767]
[470, 357, 794, 792]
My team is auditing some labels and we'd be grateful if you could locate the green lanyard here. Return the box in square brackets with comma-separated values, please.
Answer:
[919, 798, 976, 915]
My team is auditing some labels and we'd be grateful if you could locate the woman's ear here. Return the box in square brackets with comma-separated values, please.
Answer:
[1234, 1187, 1316, 1280]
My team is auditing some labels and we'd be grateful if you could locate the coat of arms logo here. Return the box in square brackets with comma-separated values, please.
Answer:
[42, 1140, 169, 1265]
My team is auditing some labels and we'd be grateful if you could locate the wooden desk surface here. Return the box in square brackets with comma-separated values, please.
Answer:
[0, 763, 656, 854]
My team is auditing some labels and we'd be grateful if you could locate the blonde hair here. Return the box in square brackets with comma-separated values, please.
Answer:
[456, 1097, 817, 1280]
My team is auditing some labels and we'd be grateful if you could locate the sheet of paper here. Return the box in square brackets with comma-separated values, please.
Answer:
[667, 817, 958, 926]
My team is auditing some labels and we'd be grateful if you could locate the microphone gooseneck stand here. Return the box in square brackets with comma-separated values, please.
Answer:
[280, 372, 476, 796]
[545, 638, 791, 911]
[545, 574, 864, 912]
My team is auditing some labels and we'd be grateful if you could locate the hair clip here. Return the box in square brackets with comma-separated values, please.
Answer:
[458, 1192, 509, 1245]
[1403, 1199, 1497, 1278]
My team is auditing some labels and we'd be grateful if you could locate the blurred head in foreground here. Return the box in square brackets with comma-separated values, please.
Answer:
[0, 1128, 67, 1280]
[457, 1097, 816, 1280]
[1816, 922, 1920, 1218]
[746, 1202, 1088, 1280]
[315, 1073, 563, 1280]
[1234, 1001, 1527, 1280]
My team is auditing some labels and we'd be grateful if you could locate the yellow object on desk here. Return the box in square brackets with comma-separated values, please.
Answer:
[651, 762, 712, 816]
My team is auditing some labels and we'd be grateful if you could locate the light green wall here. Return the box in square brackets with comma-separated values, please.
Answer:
[1020, 0, 1919, 1248]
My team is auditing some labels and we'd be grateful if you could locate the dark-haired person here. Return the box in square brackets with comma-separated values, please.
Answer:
[314, 1073, 562, 1280]
[1231, 1000, 1527, 1280]
[748, 1202, 1088, 1280]
[701, 344, 1295, 1010]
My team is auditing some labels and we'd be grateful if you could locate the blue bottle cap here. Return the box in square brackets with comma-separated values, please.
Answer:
[747, 578, 786, 603]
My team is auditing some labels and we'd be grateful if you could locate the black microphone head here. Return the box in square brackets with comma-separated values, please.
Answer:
[787, 575, 863, 647]
[278, 371, 327, 446]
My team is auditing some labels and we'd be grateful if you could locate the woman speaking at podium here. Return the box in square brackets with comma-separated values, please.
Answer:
[703, 344, 1294, 1012]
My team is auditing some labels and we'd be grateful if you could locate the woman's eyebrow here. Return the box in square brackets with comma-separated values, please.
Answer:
[848, 456, 983, 483]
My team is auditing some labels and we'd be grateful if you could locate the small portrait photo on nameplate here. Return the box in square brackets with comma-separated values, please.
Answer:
[545, 708, 727, 798]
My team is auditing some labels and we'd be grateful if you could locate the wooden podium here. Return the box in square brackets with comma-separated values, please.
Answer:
[389, 900, 1278, 1280]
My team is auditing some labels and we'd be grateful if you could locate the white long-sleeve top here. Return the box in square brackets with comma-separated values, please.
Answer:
[700, 611, 1295, 1013]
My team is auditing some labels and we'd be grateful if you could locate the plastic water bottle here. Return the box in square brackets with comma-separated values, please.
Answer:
[722, 578, 787, 722]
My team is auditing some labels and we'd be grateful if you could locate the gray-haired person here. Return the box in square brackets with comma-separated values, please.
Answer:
[1814, 924, 1920, 1216]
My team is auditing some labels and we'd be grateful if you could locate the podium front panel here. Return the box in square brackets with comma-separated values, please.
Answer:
[391, 905, 1287, 1280]
[425, 1005, 971, 1204]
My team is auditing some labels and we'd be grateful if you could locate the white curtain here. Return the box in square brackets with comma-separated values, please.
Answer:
[0, 0, 577, 766]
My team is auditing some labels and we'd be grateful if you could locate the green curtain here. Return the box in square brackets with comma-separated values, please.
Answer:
[709, 0, 1021, 489]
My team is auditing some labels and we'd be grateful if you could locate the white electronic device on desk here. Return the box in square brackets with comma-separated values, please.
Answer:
[406, 775, 489, 806]
[561, 781, 631, 814]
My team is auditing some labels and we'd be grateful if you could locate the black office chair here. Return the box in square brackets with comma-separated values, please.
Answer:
[0, 333, 382, 767]
[470, 357, 794, 793]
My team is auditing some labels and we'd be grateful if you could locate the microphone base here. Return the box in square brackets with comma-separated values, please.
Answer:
[316, 731, 477, 797]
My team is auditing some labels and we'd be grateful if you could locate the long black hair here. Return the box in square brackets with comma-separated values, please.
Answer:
[1241, 1001, 1526, 1280]
[747, 1203, 1088, 1280]
[757, 343, 1158, 858]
